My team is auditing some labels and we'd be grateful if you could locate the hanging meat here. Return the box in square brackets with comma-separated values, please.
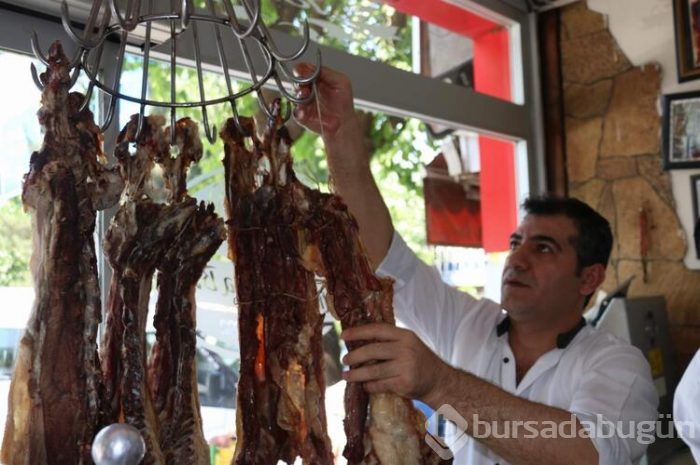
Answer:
[223, 102, 446, 465]
[223, 111, 334, 465]
[102, 114, 225, 465]
[299, 196, 444, 465]
[1, 42, 123, 465]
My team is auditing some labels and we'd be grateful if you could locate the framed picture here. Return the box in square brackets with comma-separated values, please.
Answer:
[662, 91, 700, 169]
[673, 0, 700, 82]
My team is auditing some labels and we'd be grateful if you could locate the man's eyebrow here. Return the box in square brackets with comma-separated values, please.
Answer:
[530, 234, 562, 251]
[509, 233, 522, 241]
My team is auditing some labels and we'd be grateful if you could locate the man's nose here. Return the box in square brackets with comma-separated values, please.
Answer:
[506, 245, 530, 270]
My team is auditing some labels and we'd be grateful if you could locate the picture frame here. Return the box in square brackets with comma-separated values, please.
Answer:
[673, 0, 700, 82]
[661, 91, 700, 170]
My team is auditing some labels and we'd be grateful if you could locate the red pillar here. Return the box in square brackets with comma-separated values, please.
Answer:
[380, 0, 519, 252]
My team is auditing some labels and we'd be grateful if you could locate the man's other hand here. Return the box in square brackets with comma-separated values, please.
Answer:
[341, 323, 450, 401]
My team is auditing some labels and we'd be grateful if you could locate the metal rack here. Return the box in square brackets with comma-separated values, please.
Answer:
[30, 0, 321, 143]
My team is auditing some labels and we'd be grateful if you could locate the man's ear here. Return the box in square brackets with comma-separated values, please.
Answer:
[580, 263, 606, 296]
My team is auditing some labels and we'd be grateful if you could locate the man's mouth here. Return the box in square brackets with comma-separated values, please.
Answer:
[503, 277, 530, 288]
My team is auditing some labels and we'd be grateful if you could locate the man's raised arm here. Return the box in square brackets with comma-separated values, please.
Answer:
[293, 65, 393, 268]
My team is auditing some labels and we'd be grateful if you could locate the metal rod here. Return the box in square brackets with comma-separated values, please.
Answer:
[207, 0, 247, 135]
[170, 0, 177, 145]
[30, 32, 49, 65]
[191, 20, 217, 143]
[110, 0, 140, 32]
[221, 0, 259, 39]
[241, 0, 309, 62]
[181, 0, 191, 30]
[30, 63, 44, 90]
[61, 0, 110, 49]
[79, 41, 106, 112]
[78, 37, 272, 107]
[135, 0, 153, 140]
[100, 30, 128, 131]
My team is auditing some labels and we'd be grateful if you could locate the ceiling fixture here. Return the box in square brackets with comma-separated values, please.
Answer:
[30, 0, 321, 143]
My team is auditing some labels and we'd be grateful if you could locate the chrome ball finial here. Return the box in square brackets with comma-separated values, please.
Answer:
[91, 423, 146, 465]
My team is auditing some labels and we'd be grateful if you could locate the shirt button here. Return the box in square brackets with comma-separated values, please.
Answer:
[503, 357, 510, 363]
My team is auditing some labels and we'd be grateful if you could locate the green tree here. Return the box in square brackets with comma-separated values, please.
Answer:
[0, 197, 32, 286]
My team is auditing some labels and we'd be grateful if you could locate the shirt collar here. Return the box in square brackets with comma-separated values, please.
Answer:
[496, 316, 587, 349]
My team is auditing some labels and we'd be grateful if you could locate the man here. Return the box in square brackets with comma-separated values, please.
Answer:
[674, 349, 700, 462]
[294, 65, 658, 465]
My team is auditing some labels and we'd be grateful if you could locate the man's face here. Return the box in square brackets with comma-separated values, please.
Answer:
[501, 214, 586, 320]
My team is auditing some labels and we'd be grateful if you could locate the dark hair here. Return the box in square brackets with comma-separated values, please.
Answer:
[522, 195, 613, 272]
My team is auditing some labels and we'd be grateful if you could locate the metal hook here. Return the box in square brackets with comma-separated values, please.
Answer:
[169, 4, 177, 146]
[191, 19, 217, 143]
[247, 1, 310, 63]
[68, 48, 85, 68]
[30, 32, 49, 65]
[201, 108, 217, 144]
[276, 49, 321, 86]
[99, 31, 128, 132]
[80, 42, 104, 111]
[170, 108, 177, 146]
[134, 0, 153, 141]
[207, 0, 246, 137]
[180, 0, 191, 30]
[69, 65, 81, 88]
[255, 88, 275, 121]
[61, 0, 110, 49]
[79, 43, 106, 112]
[110, 0, 140, 32]
[222, 0, 259, 39]
[270, 70, 314, 105]
[29, 60, 82, 92]
[30, 63, 44, 90]
[229, 100, 248, 136]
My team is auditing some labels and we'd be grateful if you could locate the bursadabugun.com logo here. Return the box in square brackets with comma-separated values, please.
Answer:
[425, 405, 694, 459]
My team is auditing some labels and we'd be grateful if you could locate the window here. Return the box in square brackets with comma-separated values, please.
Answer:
[0, 0, 540, 461]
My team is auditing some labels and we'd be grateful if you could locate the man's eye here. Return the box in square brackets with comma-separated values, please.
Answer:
[537, 244, 553, 253]
[509, 241, 519, 250]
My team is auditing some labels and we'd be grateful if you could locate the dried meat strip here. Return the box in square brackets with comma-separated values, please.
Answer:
[223, 111, 334, 465]
[1, 42, 123, 465]
[223, 102, 447, 465]
[103, 115, 223, 465]
[148, 120, 226, 465]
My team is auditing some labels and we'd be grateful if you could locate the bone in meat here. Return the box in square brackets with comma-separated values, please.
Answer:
[1, 41, 123, 465]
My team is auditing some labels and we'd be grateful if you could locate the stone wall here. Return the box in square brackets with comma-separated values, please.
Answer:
[560, 2, 700, 369]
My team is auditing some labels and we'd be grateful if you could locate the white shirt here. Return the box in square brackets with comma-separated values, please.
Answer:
[674, 350, 700, 462]
[377, 232, 659, 465]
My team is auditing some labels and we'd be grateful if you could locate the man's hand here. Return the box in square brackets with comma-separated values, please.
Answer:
[290, 64, 394, 266]
[292, 64, 356, 138]
[341, 323, 451, 402]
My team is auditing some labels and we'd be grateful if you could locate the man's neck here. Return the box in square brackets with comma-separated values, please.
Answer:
[508, 313, 582, 383]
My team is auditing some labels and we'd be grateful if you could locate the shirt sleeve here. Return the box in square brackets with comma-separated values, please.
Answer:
[376, 231, 493, 360]
[568, 341, 659, 465]
[674, 350, 700, 463]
